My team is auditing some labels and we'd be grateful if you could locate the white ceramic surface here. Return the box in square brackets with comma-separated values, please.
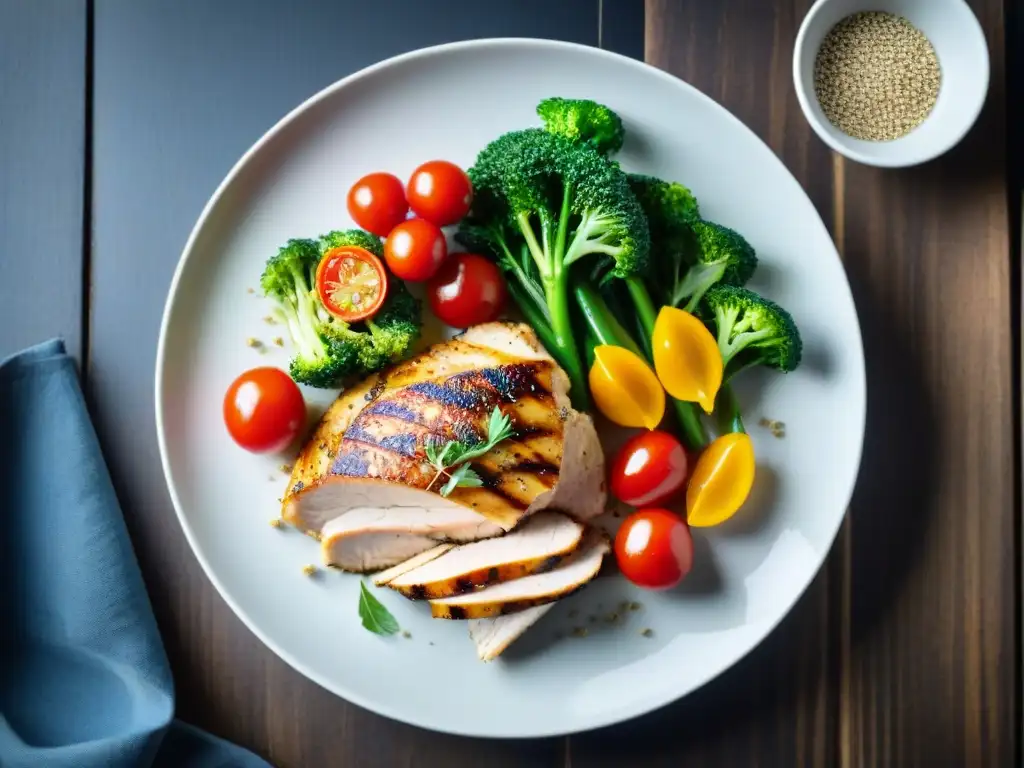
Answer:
[155, 39, 866, 738]
[793, 0, 989, 168]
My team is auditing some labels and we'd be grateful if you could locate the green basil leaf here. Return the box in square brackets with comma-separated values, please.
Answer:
[358, 581, 400, 636]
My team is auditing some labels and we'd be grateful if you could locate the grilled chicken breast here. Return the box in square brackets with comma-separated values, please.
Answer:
[429, 531, 610, 620]
[387, 512, 584, 599]
[282, 324, 606, 549]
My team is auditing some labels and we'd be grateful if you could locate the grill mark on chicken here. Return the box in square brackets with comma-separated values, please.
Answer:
[332, 450, 372, 478]
[343, 421, 418, 457]
[478, 363, 552, 402]
[364, 400, 419, 423]
[405, 381, 491, 411]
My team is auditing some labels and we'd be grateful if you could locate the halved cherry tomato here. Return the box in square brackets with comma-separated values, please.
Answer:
[610, 429, 689, 508]
[346, 172, 409, 236]
[384, 218, 448, 282]
[223, 367, 305, 453]
[686, 432, 756, 527]
[315, 246, 389, 322]
[427, 252, 507, 328]
[614, 508, 694, 589]
[588, 345, 665, 430]
[406, 160, 473, 226]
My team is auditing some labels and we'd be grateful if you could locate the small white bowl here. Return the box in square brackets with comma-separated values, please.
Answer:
[793, 0, 989, 168]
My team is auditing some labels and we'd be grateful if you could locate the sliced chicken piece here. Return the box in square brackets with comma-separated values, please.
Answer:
[282, 322, 606, 538]
[320, 505, 503, 572]
[388, 512, 583, 600]
[469, 604, 554, 662]
[371, 544, 453, 587]
[430, 531, 610, 619]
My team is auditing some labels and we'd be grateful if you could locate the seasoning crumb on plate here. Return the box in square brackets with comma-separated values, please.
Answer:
[272, 337, 284, 347]
[813, 11, 940, 141]
[246, 337, 262, 349]
[246, 287, 255, 294]
[262, 315, 277, 324]
[280, 463, 293, 473]
[759, 417, 787, 439]
[402, 630, 412, 639]
[268, 518, 282, 529]
[571, 626, 589, 638]
[640, 628, 653, 638]
[301, 564, 317, 576]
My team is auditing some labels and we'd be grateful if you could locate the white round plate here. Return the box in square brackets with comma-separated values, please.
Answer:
[156, 38, 865, 738]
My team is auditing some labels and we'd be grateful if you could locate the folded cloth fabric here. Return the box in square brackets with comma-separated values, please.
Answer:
[0, 340, 273, 768]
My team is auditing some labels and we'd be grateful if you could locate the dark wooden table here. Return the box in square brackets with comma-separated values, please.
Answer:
[2, 1, 1016, 765]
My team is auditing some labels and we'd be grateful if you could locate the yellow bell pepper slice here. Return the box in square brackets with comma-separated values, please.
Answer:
[686, 432, 755, 527]
[589, 345, 666, 430]
[652, 306, 723, 414]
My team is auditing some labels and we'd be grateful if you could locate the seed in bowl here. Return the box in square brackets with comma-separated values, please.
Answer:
[813, 11, 941, 141]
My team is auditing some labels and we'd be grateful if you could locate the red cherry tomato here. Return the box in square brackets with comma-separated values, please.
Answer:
[384, 218, 448, 282]
[614, 508, 694, 589]
[427, 253, 507, 328]
[406, 160, 473, 226]
[223, 367, 305, 453]
[609, 429, 689, 507]
[315, 245, 389, 322]
[347, 172, 408, 236]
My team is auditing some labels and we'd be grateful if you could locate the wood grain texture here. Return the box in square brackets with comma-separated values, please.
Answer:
[568, 4, 841, 765]
[0, 0, 86, 361]
[836, 0, 1015, 763]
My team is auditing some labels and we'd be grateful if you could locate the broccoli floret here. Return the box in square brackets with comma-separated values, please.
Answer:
[319, 228, 384, 257]
[261, 231, 422, 389]
[627, 173, 700, 231]
[703, 285, 802, 378]
[701, 284, 801, 434]
[261, 238, 337, 381]
[627, 174, 756, 311]
[671, 221, 757, 311]
[456, 128, 650, 409]
[479, 129, 649, 278]
[537, 97, 625, 156]
[289, 338, 358, 389]
[352, 282, 422, 371]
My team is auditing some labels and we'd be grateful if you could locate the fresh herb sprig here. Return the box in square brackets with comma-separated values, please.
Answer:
[424, 406, 515, 497]
[358, 581, 399, 636]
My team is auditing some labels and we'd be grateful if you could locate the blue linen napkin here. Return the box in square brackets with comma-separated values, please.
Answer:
[0, 340, 273, 768]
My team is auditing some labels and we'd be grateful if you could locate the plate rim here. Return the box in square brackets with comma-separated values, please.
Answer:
[154, 36, 867, 739]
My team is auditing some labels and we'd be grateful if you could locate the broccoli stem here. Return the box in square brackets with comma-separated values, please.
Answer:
[537, 184, 590, 411]
[496, 240, 549, 318]
[671, 261, 727, 312]
[516, 212, 548, 274]
[549, 266, 589, 411]
[280, 272, 328, 362]
[505, 280, 562, 366]
[624, 276, 709, 450]
[715, 384, 746, 434]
